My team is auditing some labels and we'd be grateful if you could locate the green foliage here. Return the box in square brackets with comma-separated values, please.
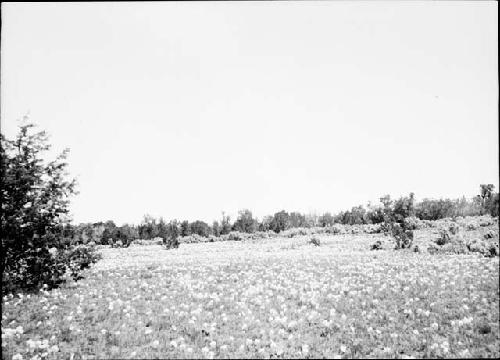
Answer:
[180, 220, 191, 237]
[436, 229, 452, 246]
[212, 221, 221, 237]
[1, 120, 100, 293]
[64, 244, 102, 280]
[309, 236, 320, 246]
[379, 194, 415, 249]
[190, 220, 211, 237]
[162, 220, 180, 249]
[220, 212, 232, 235]
[270, 210, 290, 233]
[335, 206, 369, 225]
[227, 231, 245, 241]
[233, 209, 258, 233]
[318, 212, 335, 227]
[138, 214, 158, 240]
[289, 212, 308, 228]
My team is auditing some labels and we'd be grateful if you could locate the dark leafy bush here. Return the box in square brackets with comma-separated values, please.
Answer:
[436, 230, 452, 246]
[388, 222, 414, 249]
[309, 236, 320, 246]
[161, 220, 180, 249]
[370, 240, 383, 250]
[1, 120, 101, 293]
[483, 229, 498, 240]
[63, 245, 102, 280]
[467, 238, 499, 258]
[448, 223, 460, 235]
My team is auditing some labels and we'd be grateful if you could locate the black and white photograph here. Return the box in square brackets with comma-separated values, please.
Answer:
[1, 1, 498, 359]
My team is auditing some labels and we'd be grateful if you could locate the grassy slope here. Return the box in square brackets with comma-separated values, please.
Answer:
[2, 232, 499, 359]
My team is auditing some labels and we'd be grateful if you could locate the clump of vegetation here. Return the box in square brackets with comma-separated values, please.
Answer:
[378, 194, 416, 249]
[1, 120, 101, 293]
[370, 240, 383, 250]
[308, 236, 320, 246]
[436, 229, 452, 246]
[227, 231, 245, 241]
[448, 223, 460, 235]
[430, 223, 499, 257]
[483, 229, 498, 240]
[64, 244, 102, 280]
[466, 239, 498, 258]
[162, 220, 180, 249]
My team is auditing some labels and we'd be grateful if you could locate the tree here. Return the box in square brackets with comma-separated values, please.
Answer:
[212, 221, 221, 237]
[379, 193, 414, 249]
[138, 214, 156, 239]
[1, 120, 83, 290]
[259, 216, 273, 231]
[163, 220, 180, 249]
[318, 212, 334, 227]
[233, 209, 258, 233]
[190, 220, 211, 237]
[289, 212, 307, 228]
[479, 184, 495, 205]
[270, 210, 290, 233]
[220, 212, 232, 235]
[180, 220, 191, 237]
[479, 184, 498, 216]
[99, 220, 117, 245]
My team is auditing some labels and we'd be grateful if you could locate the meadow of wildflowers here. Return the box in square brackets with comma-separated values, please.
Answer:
[2, 229, 499, 359]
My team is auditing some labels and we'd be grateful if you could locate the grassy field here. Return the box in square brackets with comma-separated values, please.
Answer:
[2, 232, 499, 359]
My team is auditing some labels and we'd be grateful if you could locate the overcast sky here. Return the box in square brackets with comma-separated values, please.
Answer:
[1, 1, 498, 225]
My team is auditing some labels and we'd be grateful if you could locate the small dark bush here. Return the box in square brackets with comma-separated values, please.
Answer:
[370, 240, 383, 251]
[309, 236, 321, 246]
[484, 229, 498, 240]
[390, 223, 414, 249]
[436, 230, 451, 246]
[467, 223, 478, 231]
[477, 323, 492, 335]
[163, 236, 180, 249]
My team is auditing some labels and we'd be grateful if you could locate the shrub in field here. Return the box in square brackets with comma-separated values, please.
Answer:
[438, 235, 469, 255]
[308, 236, 321, 246]
[370, 240, 383, 250]
[467, 238, 499, 258]
[484, 229, 498, 240]
[387, 222, 414, 249]
[467, 223, 479, 231]
[325, 225, 344, 235]
[64, 244, 102, 280]
[436, 230, 452, 246]
[162, 220, 180, 249]
[448, 223, 460, 235]
[282, 227, 310, 238]
[379, 194, 414, 248]
[430, 224, 499, 257]
[227, 231, 245, 241]
[479, 217, 495, 227]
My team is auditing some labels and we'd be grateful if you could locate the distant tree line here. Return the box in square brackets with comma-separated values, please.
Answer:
[69, 184, 498, 245]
